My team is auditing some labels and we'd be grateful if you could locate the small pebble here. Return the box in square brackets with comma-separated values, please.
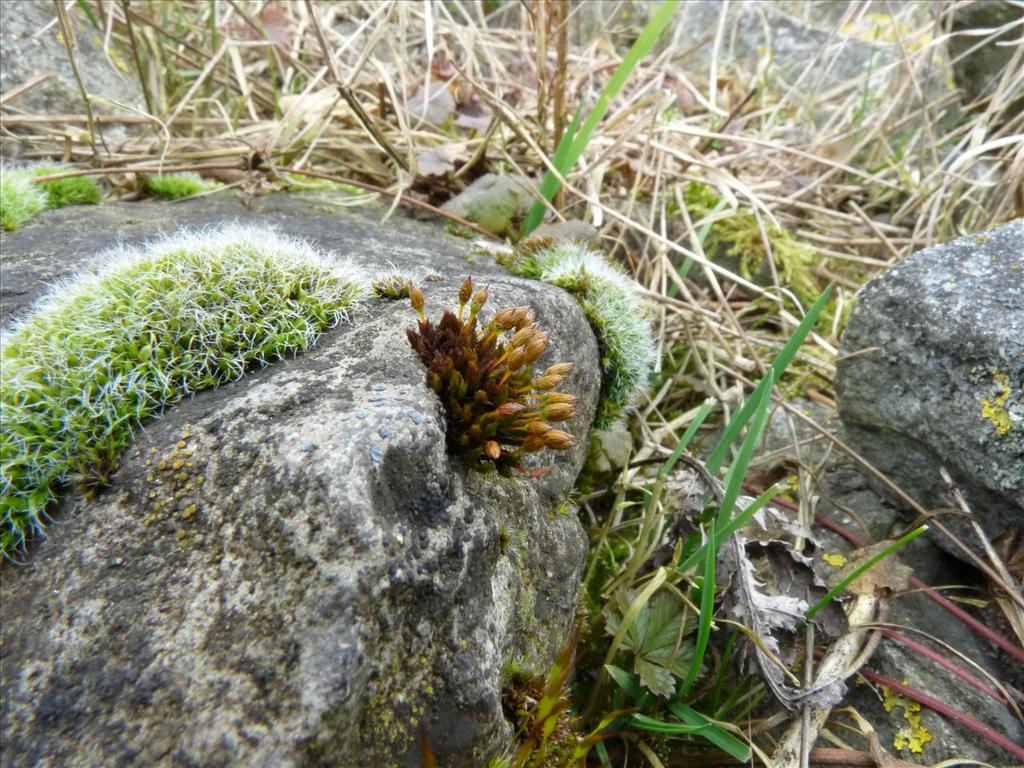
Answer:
[370, 446, 383, 463]
[407, 411, 422, 425]
[378, 426, 391, 438]
[356, 409, 368, 420]
[301, 442, 317, 452]
[372, 383, 386, 391]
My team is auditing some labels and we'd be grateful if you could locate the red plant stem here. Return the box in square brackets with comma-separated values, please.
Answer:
[856, 667, 1024, 762]
[811, 509, 1024, 666]
[755, 487, 1024, 666]
[883, 629, 1008, 706]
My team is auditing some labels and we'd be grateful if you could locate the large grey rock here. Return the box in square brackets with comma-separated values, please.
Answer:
[0, 0, 144, 156]
[947, 0, 1024, 106]
[837, 219, 1024, 557]
[571, 1, 910, 89]
[0, 193, 600, 766]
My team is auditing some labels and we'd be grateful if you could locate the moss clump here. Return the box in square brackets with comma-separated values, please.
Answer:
[0, 224, 363, 557]
[407, 277, 577, 472]
[0, 171, 48, 230]
[26, 165, 103, 208]
[684, 182, 821, 306]
[143, 172, 214, 200]
[371, 272, 413, 299]
[1, 165, 101, 230]
[682, 182, 854, 329]
[501, 241, 656, 427]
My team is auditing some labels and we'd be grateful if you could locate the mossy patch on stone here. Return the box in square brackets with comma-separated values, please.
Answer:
[143, 172, 219, 200]
[500, 241, 656, 427]
[0, 224, 363, 557]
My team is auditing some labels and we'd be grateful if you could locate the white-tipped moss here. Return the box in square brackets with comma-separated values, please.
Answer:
[1, 170, 49, 231]
[504, 242, 656, 426]
[1, 224, 363, 556]
[1, 164, 102, 230]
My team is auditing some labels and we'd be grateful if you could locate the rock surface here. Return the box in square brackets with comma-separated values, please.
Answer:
[947, 0, 1024, 106]
[836, 218, 1023, 558]
[0, 193, 601, 767]
[0, 0, 145, 158]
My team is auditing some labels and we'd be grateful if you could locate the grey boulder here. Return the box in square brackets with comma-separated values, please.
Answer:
[0, 194, 601, 767]
[836, 218, 1023, 557]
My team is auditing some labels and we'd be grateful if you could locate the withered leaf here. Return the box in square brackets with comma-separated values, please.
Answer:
[833, 540, 912, 597]
[417, 142, 471, 177]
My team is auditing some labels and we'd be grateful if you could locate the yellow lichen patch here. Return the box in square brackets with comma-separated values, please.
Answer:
[882, 684, 932, 754]
[894, 713, 932, 753]
[823, 553, 847, 568]
[980, 371, 1012, 437]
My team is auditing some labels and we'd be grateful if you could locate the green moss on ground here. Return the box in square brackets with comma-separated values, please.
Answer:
[0, 224, 363, 557]
[1, 165, 101, 230]
[143, 172, 217, 200]
[682, 182, 852, 329]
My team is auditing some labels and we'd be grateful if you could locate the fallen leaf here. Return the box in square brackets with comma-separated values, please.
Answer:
[834, 541, 912, 597]
[417, 142, 471, 177]
[406, 81, 455, 126]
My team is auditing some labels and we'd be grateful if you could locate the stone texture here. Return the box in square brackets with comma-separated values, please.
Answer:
[0, 0, 145, 158]
[571, 1, 906, 89]
[0, 193, 601, 767]
[836, 219, 1023, 558]
[947, 0, 1024, 106]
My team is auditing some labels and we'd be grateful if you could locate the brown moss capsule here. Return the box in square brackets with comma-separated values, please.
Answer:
[410, 286, 425, 316]
[544, 430, 573, 450]
[459, 277, 473, 305]
[470, 286, 488, 314]
[497, 402, 526, 418]
[406, 277, 576, 474]
[543, 362, 573, 378]
[546, 402, 575, 422]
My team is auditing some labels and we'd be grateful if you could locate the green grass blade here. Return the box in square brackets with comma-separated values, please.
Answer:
[658, 399, 713, 479]
[679, 509, 715, 697]
[523, 0, 680, 234]
[705, 284, 833, 474]
[675, 482, 782, 577]
[677, 374, 772, 694]
[605, 664, 646, 701]
[667, 703, 751, 761]
[805, 525, 929, 620]
[75, 0, 100, 30]
[629, 713, 708, 735]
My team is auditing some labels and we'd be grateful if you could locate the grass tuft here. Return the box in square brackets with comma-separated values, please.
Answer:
[0, 224, 363, 557]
